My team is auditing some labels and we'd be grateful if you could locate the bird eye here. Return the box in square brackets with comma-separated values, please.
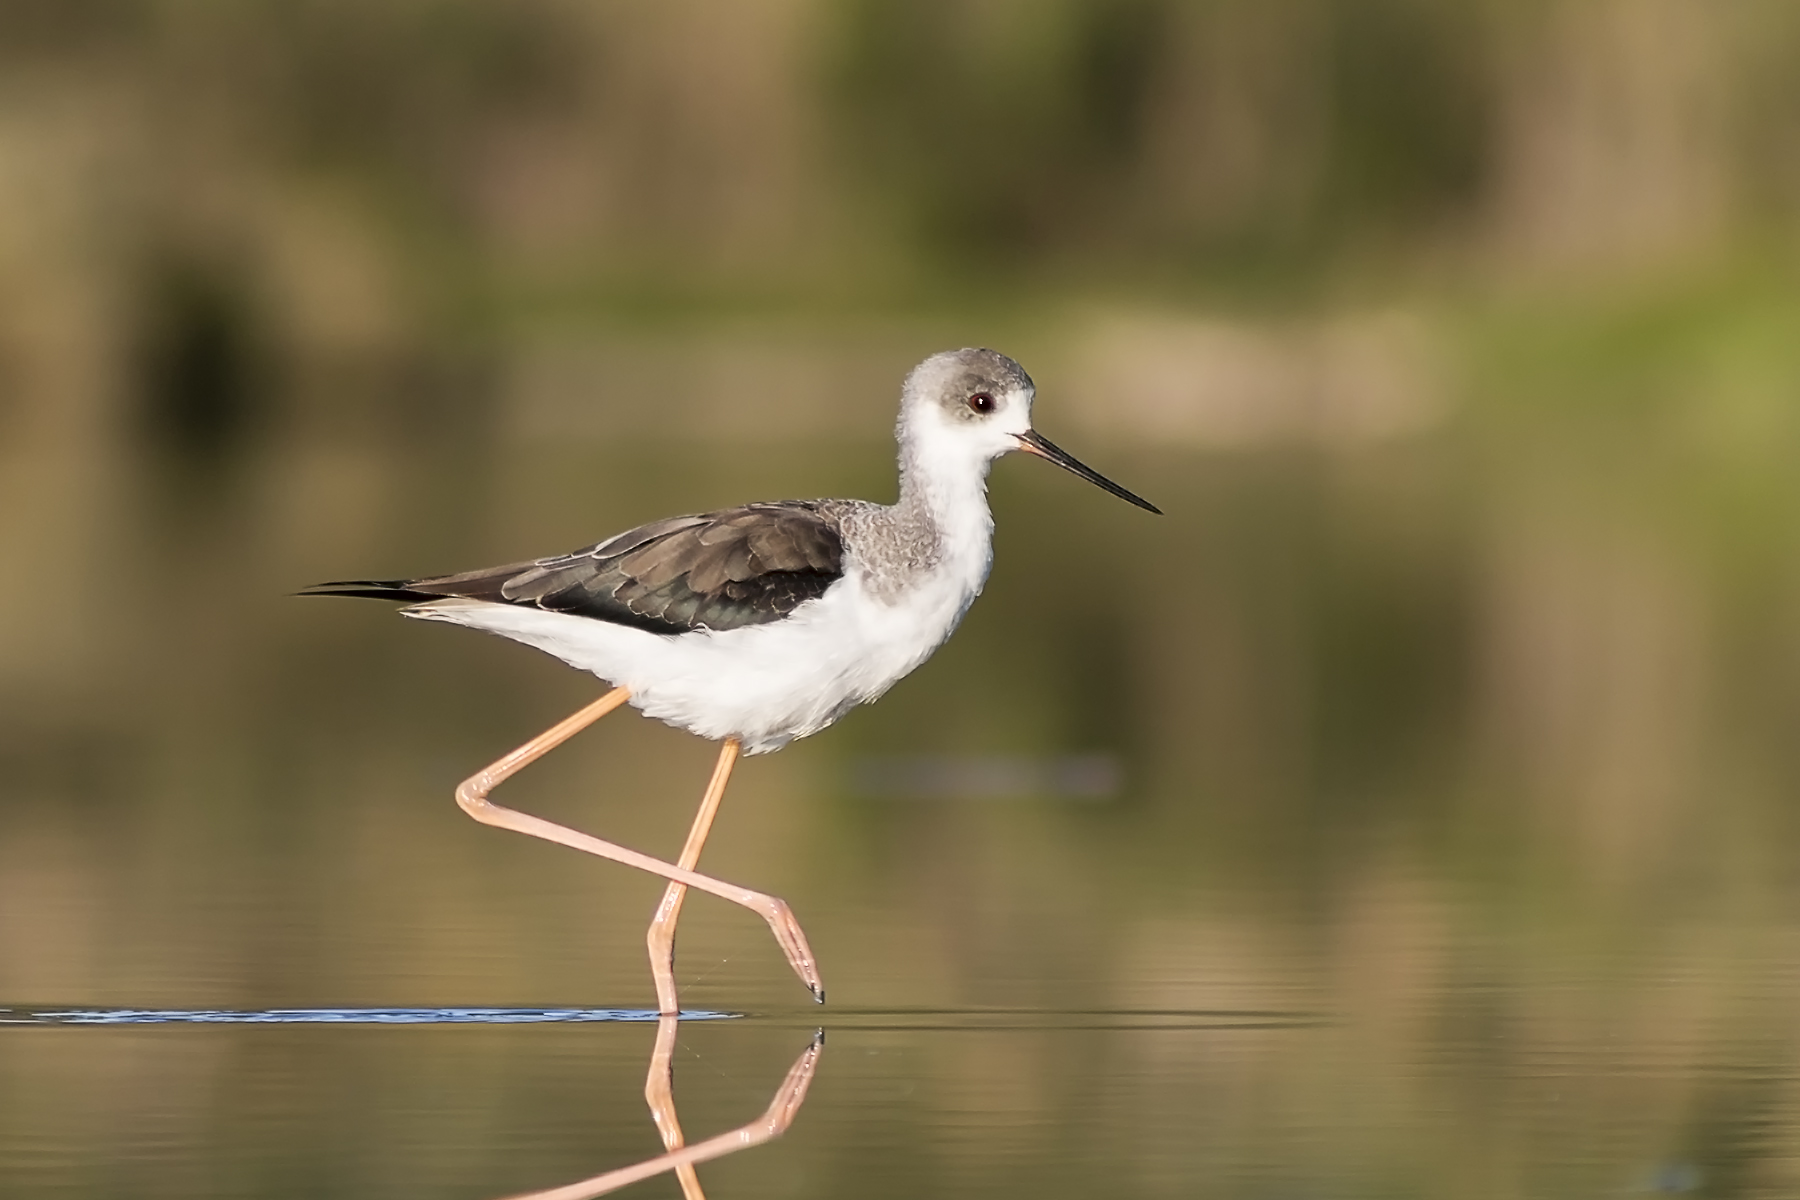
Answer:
[967, 392, 996, 414]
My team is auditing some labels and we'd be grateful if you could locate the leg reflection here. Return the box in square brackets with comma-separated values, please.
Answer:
[498, 1020, 825, 1200]
[644, 1015, 704, 1199]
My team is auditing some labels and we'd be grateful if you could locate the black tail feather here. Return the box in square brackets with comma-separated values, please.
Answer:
[296, 580, 443, 603]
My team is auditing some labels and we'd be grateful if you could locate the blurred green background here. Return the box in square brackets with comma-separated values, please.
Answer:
[4, 2, 1800, 1197]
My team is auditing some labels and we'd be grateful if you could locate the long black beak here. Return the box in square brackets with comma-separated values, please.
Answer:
[1015, 430, 1162, 514]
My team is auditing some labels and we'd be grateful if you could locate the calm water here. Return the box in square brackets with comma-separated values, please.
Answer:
[5, 325, 1800, 1197]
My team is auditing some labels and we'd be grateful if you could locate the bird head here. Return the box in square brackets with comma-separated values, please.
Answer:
[899, 347, 1161, 514]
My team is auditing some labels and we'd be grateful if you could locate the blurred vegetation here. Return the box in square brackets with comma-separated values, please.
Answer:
[0, 0, 1795, 314]
[826, 0, 1494, 271]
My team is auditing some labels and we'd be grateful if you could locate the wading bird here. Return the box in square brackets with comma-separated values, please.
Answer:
[305, 348, 1159, 1013]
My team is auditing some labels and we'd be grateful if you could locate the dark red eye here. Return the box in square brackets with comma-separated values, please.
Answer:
[967, 392, 996, 414]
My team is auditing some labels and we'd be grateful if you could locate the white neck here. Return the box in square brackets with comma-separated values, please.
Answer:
[896, 425, 997, 575]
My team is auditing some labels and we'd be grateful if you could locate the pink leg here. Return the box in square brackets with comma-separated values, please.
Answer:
[647, 739, 741, 1015]
[453, 690, 823, 1005]
[496, 1027, 825, 1200]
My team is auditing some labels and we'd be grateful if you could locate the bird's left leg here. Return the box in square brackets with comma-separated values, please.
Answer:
[646, 739, 740, 1015]
[453, 696, 823, 1004]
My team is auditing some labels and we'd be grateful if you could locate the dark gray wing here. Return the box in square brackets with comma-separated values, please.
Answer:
[304, 502, 845, 635]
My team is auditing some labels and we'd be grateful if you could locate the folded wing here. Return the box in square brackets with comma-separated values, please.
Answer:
[302, 502, 846, 635]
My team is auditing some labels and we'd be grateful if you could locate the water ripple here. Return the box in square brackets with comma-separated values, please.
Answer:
[0, 1006, 742, 1026]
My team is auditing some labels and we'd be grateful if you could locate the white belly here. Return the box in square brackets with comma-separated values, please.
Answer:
[405, 562, 983, 754]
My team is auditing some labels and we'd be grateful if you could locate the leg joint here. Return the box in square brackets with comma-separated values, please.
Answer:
[455, 775, 495, 819]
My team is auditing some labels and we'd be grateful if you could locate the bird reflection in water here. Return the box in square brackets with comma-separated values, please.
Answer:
[499, 1017, 824, 1200]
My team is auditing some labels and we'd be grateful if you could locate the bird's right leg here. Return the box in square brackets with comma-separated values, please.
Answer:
[646, 738, 741, 1015]
[451, 689, 824, 1005]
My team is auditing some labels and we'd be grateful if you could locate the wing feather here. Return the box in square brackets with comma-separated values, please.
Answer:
[361, 501, 846, 634]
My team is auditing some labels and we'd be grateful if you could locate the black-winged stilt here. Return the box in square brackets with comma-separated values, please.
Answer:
[304, 348, 1160, 1013]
